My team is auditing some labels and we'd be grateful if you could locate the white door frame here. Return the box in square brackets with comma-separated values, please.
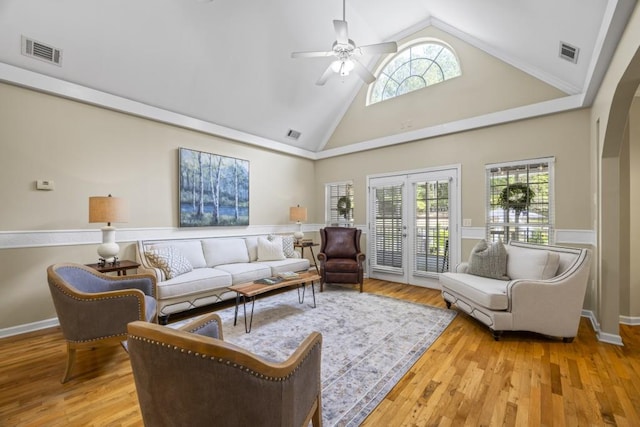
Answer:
[366, 165, 461, 289]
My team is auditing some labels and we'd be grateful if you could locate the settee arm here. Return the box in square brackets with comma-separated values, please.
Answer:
[507, 260, 591, 339]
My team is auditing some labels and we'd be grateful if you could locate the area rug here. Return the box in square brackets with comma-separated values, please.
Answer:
[179, 285, 456, 426]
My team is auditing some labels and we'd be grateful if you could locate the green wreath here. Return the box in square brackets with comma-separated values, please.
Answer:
[337, 196, 352, 219]
[499, 182, 535, 214]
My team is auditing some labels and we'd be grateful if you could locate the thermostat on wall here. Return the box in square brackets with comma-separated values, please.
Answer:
[36, 180, 55, 191]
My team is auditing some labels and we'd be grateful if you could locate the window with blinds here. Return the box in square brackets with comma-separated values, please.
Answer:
[486, 158, 554, 244]
[325, 182, 354, 226]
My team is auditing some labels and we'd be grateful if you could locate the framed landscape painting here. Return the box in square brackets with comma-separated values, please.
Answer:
[179, 147, 249, 227]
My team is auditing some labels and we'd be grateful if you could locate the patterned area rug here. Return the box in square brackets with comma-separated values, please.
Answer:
[181, 285, 456, 427]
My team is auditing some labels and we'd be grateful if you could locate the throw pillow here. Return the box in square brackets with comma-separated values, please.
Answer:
[281, 235, 296, 258]
[258, 236, 286, 261]
[145, 246, 193, 279]
[467, 239, 510, 280]
[506, 245, 561, 280]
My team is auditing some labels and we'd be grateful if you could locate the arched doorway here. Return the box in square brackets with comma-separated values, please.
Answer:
[597, 43, 640, 344]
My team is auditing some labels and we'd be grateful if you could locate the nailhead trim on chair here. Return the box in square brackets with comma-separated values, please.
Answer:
[129, 335, 321, 381]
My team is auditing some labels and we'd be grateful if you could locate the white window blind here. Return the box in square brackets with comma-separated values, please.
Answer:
[325, 182, 354, 226]
[486, 157, 555, 244]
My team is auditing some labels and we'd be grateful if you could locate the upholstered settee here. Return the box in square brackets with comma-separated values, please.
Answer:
[440, 241, 591, 342]
[136, 235, 310, 322]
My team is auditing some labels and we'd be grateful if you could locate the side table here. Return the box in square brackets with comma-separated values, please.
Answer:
[85, 260, 140, 276]
[294, 241, 319, 274]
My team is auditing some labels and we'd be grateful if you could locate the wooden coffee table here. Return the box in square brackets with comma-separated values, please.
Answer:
[229, 271, 321, 333]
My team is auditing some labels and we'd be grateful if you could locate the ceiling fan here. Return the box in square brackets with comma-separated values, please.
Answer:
[291, 0, 398, 86]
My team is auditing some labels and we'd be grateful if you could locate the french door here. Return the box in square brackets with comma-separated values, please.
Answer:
[367, 167, 459, 288]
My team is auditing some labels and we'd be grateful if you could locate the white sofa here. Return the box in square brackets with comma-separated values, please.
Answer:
[135, 236, 310, 322]
[440, 241, 591, 342]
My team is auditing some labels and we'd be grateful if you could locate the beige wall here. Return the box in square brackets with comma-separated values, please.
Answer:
[325, 26, 565, 148]
[317, 109, 592, 231]
[0, 83, 315, 329]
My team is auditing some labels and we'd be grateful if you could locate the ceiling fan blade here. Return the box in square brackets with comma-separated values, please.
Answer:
[352, 58, 376, 84]
[316, 64, 335, 86]
[291, 50, 334, 59]
[356, 41, 398, 55]
[333, 20, 349, 45]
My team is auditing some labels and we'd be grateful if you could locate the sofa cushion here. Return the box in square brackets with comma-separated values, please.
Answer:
[467, 240, 509, 280]
[260, 258, 310, 276]
[146, 240, 207, 269]
[214, 263, 272, 284]
[155, 268, 232, 299]
[440, 272, 510, 310]
[145, 246, 193, 279]
[257, 236, 286, 261]
[202, 238, 250, 267]
[506, 245, 560, 280]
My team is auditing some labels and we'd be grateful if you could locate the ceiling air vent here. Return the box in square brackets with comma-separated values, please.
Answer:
[21, 36, 62, 66]
[559, 41, 579, 64]
[286, 129, 301, 140]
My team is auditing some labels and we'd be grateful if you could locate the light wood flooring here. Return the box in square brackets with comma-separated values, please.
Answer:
[1, 279, 638, 426]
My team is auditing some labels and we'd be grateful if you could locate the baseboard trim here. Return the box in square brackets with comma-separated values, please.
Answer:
[0, 317, 59, 339]
[582, 309, 624, 346]
[620, 315, 640, 326]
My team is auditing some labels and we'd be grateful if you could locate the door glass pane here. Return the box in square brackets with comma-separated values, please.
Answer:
[373, 185, 403, 269]
[414, 180, 449, 273]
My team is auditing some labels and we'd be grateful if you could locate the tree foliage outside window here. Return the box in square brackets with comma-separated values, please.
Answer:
[368, 39, 461, 105]
[326, 182, 354, 226]
[486, 159, 554, 244]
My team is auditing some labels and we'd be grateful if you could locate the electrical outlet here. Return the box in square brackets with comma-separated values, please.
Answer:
[463, 219, 472, 227]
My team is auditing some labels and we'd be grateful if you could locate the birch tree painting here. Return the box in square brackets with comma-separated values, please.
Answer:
[179, 148, 249, 227]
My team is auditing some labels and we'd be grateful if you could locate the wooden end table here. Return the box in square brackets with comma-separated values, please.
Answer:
[229, 272, 321, 333]
[294, 241, 320, 274]
[85, 260, 140, 276]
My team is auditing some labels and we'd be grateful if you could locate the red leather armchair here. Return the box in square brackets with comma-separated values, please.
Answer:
[317, 227, 366, 292]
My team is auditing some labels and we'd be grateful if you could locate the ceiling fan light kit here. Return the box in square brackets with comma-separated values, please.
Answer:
[291, 0, 397, 85]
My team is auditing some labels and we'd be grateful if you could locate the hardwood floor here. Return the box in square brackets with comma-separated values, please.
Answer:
[1, 279, 638, 426]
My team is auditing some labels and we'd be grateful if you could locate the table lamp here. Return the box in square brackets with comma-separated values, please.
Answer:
[289, 205, 307, 243]
[89, 194, 129, 265]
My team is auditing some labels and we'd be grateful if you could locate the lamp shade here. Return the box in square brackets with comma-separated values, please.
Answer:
[289, 206, 307, 223]
[89, 195, 129, 225]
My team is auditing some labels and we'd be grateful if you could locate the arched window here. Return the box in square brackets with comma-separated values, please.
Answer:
[367, 39, 461, 105]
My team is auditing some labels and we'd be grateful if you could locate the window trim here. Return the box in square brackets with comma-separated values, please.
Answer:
[325, 181, 354, 227]
[485, 157, 555, 245]
[366, 37, 462, 106]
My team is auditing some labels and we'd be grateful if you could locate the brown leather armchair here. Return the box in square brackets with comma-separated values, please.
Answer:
[317, 227, 366, 292]
[47, 263, 157, 383]
[127, 314, 323, 427]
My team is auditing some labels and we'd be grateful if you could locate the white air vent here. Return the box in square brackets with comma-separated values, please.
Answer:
[559, 42, 579, 64]
[286, 129, 301, 140]
[21, 36, 62, 66]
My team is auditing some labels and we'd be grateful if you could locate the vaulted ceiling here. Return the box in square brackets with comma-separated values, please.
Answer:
[0, 0, 636, 157]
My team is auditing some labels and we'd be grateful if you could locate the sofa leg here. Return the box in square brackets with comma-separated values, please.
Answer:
[444, 300, 451, 309]
[491, 330, 503, 341]
[563, 337, 575, 343]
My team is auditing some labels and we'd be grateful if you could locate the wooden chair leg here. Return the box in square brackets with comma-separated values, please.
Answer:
[61, 343, 76, 383]
[312, 397, 322, 427]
